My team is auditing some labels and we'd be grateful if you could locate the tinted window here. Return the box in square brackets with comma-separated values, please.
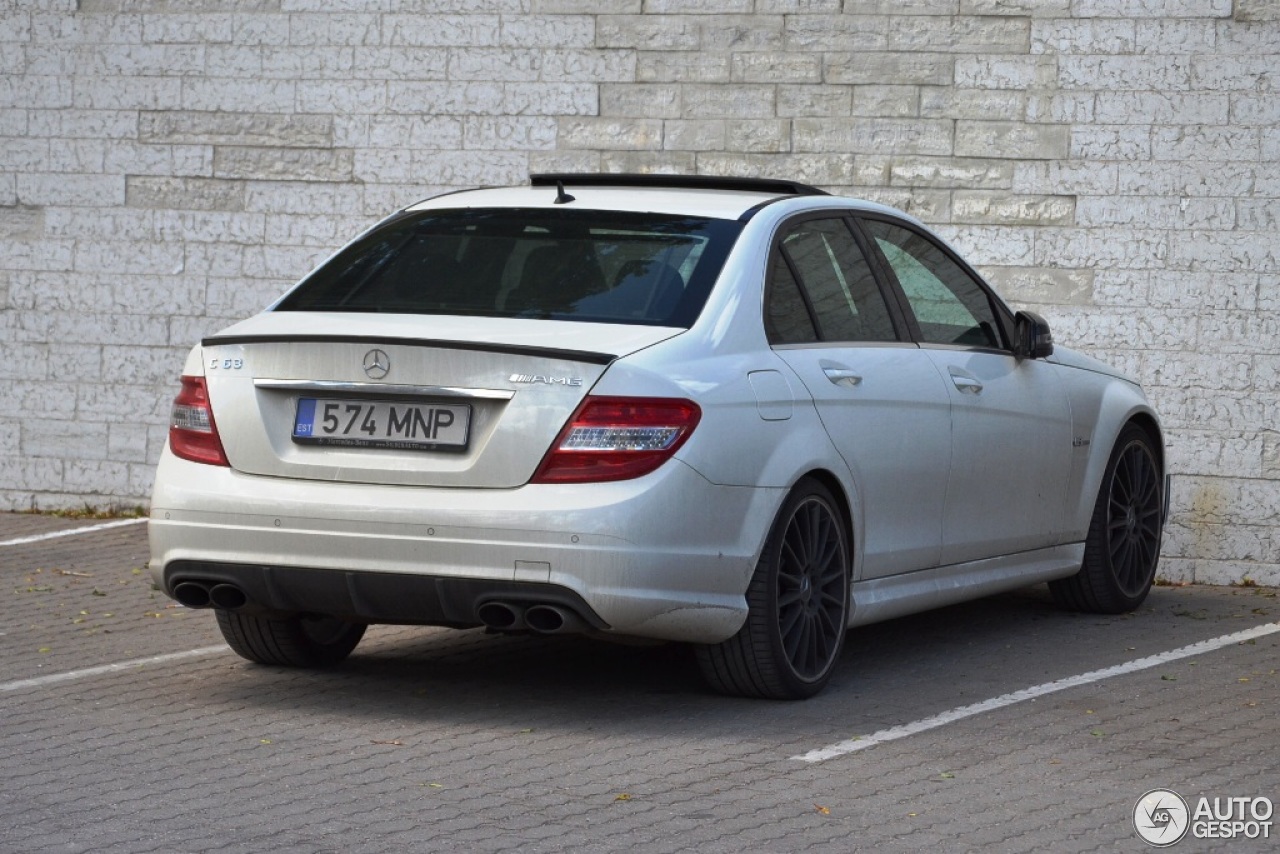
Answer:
[276, 208, 743, 328]
[862, 219, 1003, 349]
[766, 253, 818, 343]
[766, 217, 897, 345]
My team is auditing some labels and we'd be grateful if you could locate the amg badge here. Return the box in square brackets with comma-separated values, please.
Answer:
[509, 373, 583, 387]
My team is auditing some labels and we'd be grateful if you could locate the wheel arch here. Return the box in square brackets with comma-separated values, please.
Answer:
[1071, 389, 1166, 539]
[792, 467, 859, 583]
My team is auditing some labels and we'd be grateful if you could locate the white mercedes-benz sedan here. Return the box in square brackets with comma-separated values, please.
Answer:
[149, 174, 1167, 699]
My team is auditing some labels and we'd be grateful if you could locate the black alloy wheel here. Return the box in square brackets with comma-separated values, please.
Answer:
[697, 478, 851, 700]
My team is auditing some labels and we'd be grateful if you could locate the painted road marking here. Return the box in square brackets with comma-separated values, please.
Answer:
[794, 620, 1280, 763]
[0, 646, 229, 694]
[0, 517, 147, 547]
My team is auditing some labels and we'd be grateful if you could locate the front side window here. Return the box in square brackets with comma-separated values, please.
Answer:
[766, 217, 897, 345]
[861, 219, 1004, 349]
[276, 208, 743, 328]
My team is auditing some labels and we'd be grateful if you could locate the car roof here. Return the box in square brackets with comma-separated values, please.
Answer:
[402, 174, 924, 228]
[405, 183, 790, 220]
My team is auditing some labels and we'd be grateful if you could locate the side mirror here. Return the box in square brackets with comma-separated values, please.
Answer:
[1015, 311, 1054, 359]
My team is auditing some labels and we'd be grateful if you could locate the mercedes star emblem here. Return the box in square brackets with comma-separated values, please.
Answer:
[362, 349, 390, 379]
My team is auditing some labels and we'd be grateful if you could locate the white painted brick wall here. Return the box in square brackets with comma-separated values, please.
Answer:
[1, 2, 1276, 584]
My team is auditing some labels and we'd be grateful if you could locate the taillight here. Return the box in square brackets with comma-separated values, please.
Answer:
[169, 375, 229, 467]
[532, 396, 701, 484]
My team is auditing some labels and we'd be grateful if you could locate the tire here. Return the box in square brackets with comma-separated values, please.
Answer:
[1050, 424, 1164, 614]
[697, 479, 851, 700]
[216, 610, 366, 667]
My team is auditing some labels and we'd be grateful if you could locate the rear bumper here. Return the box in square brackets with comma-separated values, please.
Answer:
[149, 451, 782, 643]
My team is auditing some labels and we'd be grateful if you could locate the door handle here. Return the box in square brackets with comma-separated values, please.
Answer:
[822, 367, 862, 388]
[949, 369, 983, 394]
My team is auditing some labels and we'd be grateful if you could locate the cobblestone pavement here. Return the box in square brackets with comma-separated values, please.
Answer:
[2, 513, 1277, 853]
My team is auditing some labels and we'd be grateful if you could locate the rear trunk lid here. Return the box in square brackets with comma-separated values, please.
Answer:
[199, 312, 681, 488]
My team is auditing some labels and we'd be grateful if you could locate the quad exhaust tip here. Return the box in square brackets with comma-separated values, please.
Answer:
[476, 601, 587, 635]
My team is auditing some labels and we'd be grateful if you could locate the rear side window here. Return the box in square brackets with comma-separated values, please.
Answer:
[276, 208, 743, 328]
[766, 217, 897, 345]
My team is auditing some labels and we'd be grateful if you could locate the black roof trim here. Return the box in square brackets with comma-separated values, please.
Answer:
[530, 173, 830, 197]
[202, 334, 616, 366]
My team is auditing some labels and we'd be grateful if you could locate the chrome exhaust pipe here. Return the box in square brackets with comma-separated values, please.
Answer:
[477, 601, 525, 631]
[172, 581, 211, 608]
[208, 583, 248, 611]
[524, 604, 586, 635]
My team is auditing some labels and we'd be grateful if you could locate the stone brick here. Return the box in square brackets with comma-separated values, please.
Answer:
[212, 147, 354, 182]
[888, 15, 1031, 53]
[644, 0, 753, 12]
[731, 52, 822, 84]
[1069, 126, 1152, 160]
[887, 157, 1014, 188]
[1167, 231, 1280, 274]
[1094, 92, 1228, 124]
[1115, 161, 1255, 196]
[126, 176, 246, 211]
[463, 116, 557, 150]
[1032, 227, 1167, 269]
[784, 15, 889, 51]
[1234, 0, 1280, 19]
[920, 87, 1024, 120]
[636, 52, 730, 83]
[1030, 18, 1136, 54]
[960, 0, 1069, 14]
[600, 151, 697, 173]
[794, 117, 953, 155]
[286, 13, 381, 47]
[1141, 271, 1259, 311]
[680, 84, 776, 119]
[699, 15, 784, 50]
[952, 191, 1074, 225]
[934, 224, 1034, 264]
[1072, 0, 1232, 15]
[1058, 56, 1192, 91]
[596, 16, 699, 50]
[850, 186, 948, 219]
[957, 56, 1054, 89]
[955, 121, 1068, 159]
[181, 78, 295, 112]
[16, 174, 124, 207]
[1237, 199, 1280, 231]
[242, 181, 364, 214]
[599, 83, 679, 118]
[557, 118, 663, 150]
[978, 265, 1094, 305]
[824, 51, 953, 85]
[384, 14, 500, 47]
[852, 85, 920, 118]
[777, 85, 851, 117]
[0, 207, 42, 240]
[697, 152, 857, 186]
[500, 15, 594, 48]
[1075, 196, 1234, 230]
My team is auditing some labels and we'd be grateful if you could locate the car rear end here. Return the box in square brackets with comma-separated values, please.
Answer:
[148, 184, 788, 644]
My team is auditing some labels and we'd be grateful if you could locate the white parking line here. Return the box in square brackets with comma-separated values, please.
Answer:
[0, 646, 229, 694]
[794, 620, 1280, 763]
[0, 517, 147, 547]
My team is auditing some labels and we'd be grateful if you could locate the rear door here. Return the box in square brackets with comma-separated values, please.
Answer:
[766, 215, 952, 578]
[858, 217, 1074, 564]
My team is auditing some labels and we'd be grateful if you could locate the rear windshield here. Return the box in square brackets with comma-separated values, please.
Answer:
[275, 208, 744, 328]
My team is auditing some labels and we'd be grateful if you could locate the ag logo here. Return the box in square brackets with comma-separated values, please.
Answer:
[1134, 789, 1190, 847]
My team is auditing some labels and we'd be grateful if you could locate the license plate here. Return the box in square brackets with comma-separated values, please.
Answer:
[292, 398, 471, 452]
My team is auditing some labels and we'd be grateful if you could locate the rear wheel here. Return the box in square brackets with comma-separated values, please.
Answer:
[1050, 424, 1164, 613]
[697, 479, 850, 700]
[216, 610, 366, 667]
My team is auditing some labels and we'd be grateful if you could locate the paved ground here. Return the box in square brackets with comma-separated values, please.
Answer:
[2, 512, 1277, 853]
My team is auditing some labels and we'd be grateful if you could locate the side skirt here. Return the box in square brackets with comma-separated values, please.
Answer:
[848, 543, 1085, 628]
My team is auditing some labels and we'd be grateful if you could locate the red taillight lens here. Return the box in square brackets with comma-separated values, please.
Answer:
[169, 375, 229, 467]
[531, 396, 701, 484]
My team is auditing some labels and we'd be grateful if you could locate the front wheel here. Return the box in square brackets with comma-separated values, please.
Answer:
[216, 610, 366, 667]
[1050, 424, 1164, 613]
[697, 479, 851, 700]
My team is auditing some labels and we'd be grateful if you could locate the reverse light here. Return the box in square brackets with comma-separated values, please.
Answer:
[532, 396, 701, 484]
[169, 375, 230, 467]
